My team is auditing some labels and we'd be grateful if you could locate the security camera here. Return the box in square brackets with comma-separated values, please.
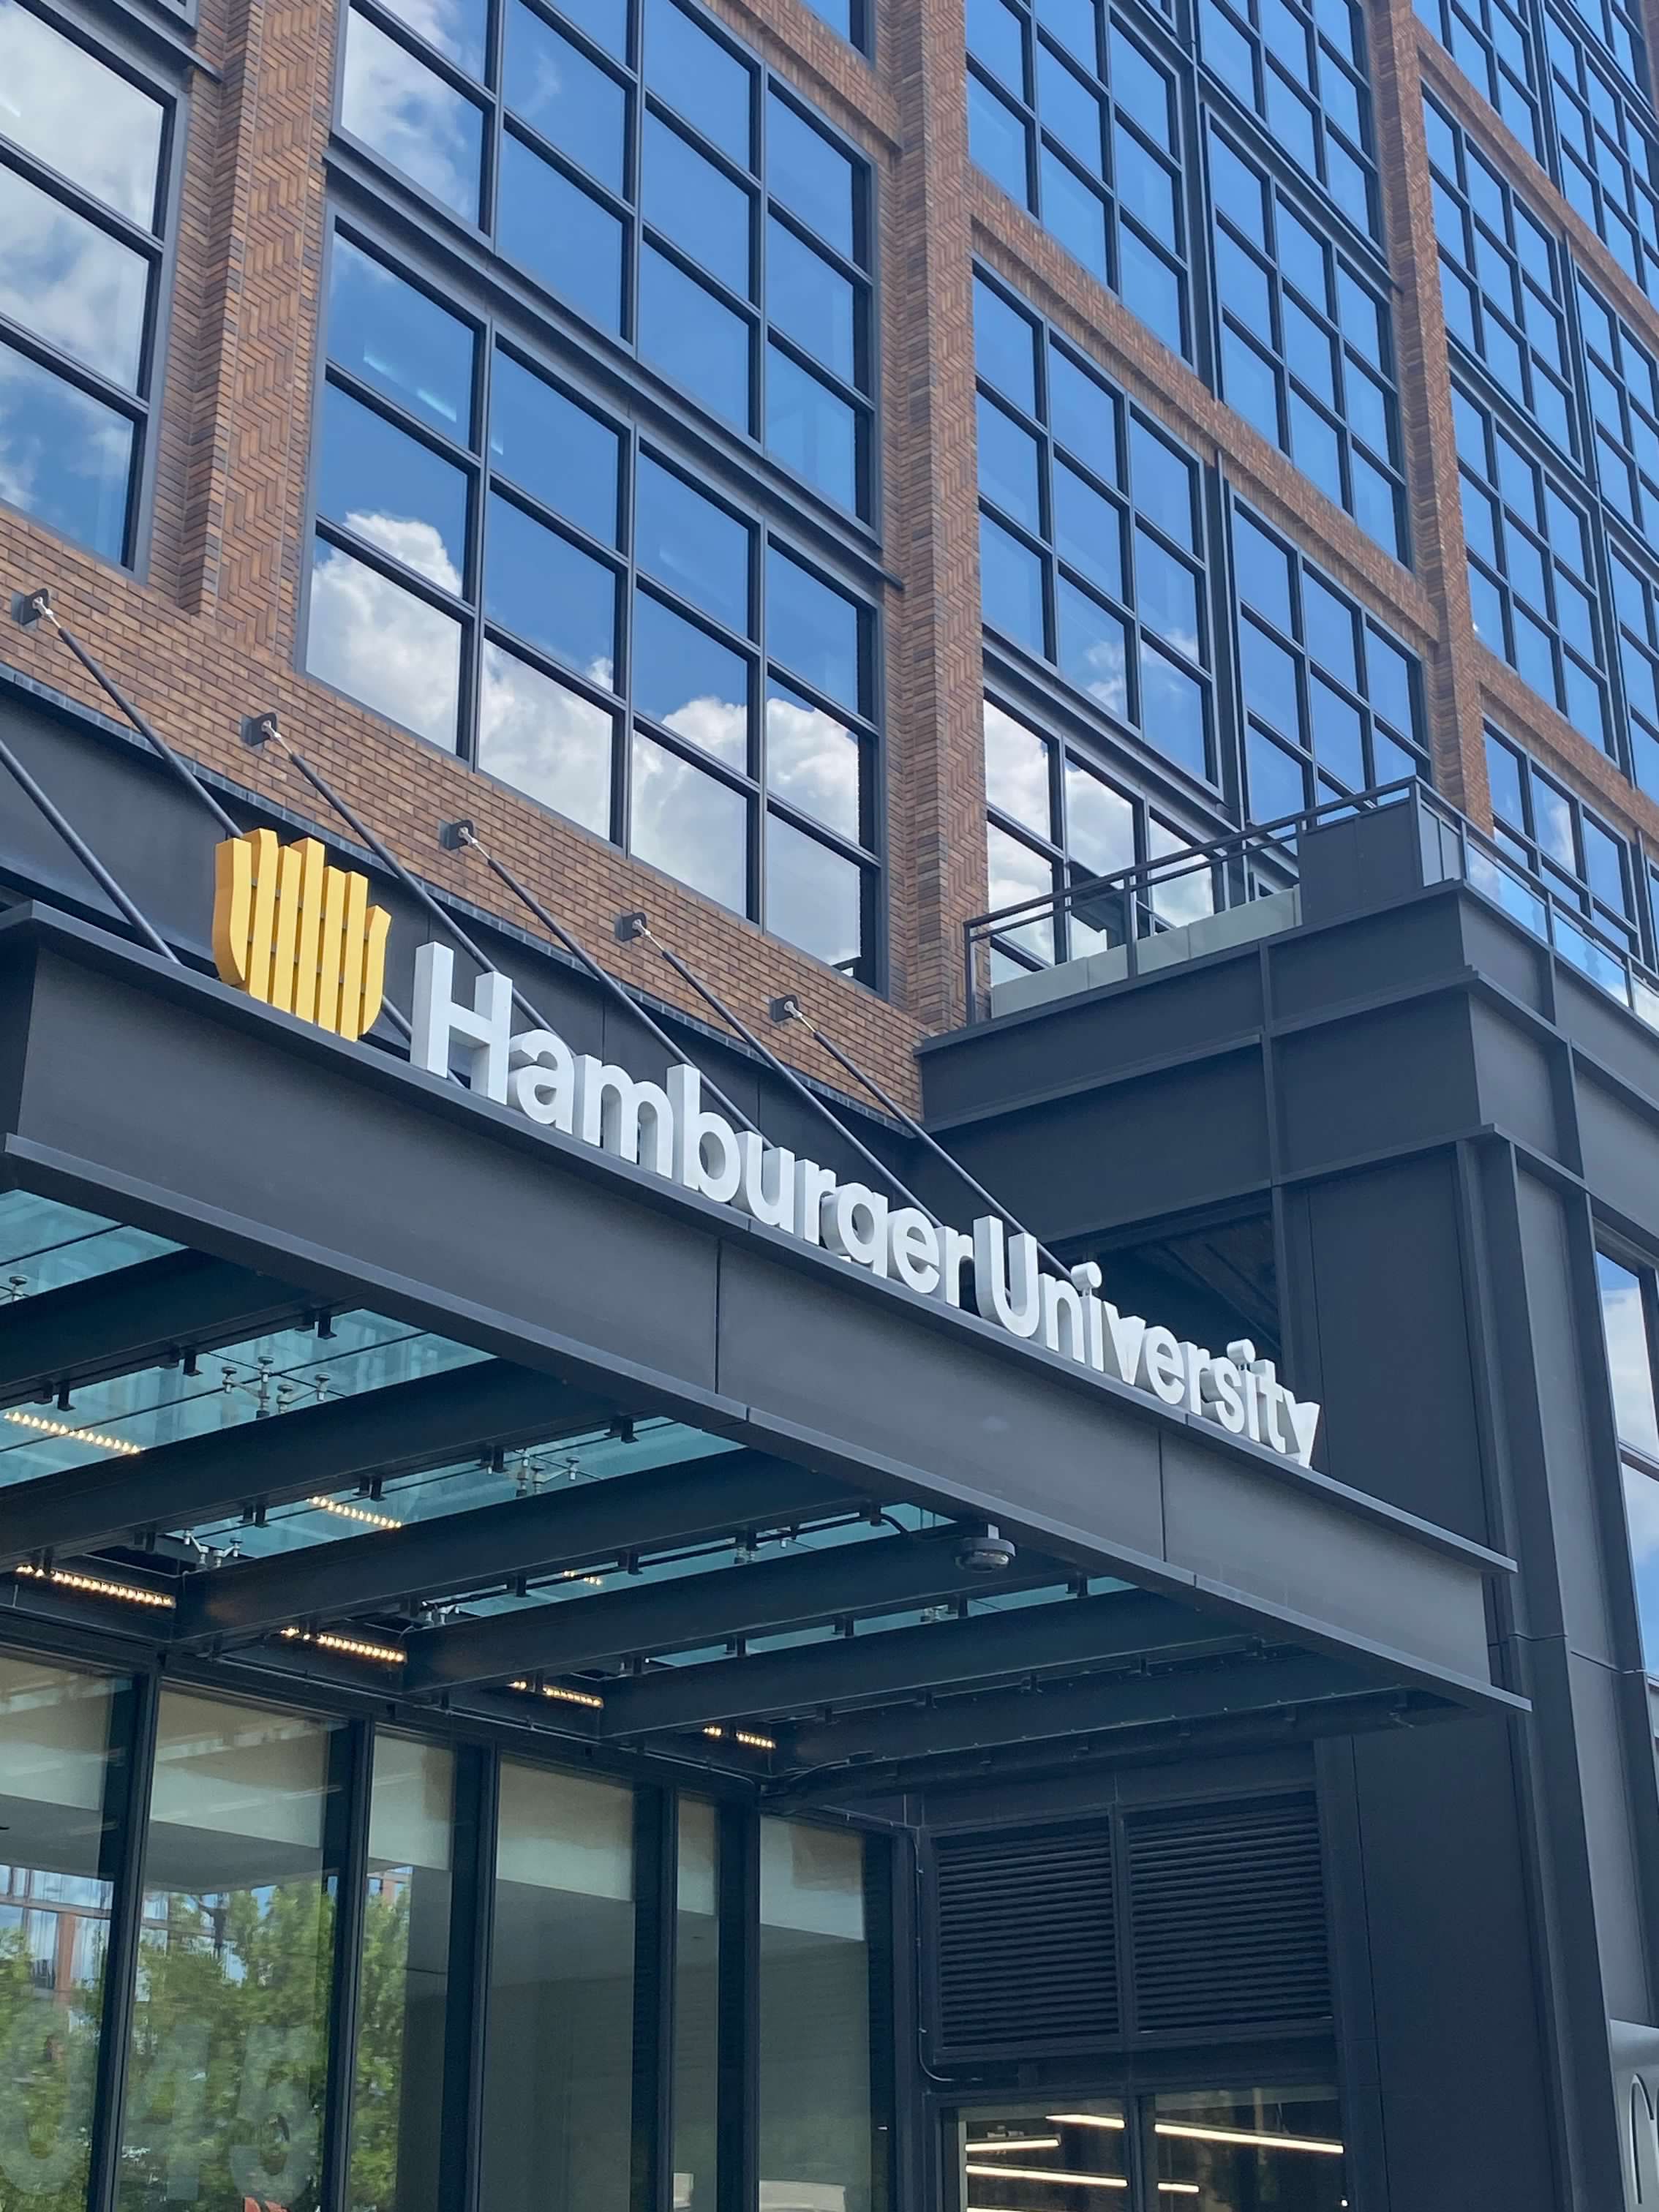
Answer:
[955, 1523, 1016, 1573]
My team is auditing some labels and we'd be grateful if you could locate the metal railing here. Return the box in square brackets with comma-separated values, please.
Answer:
[962, 778, 1659, 1039]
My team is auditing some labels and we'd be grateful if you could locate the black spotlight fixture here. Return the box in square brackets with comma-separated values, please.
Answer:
[955, 1521, 1017, 1573]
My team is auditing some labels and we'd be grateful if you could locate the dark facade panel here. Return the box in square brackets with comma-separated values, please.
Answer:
[1274, 996, 1481, 1177]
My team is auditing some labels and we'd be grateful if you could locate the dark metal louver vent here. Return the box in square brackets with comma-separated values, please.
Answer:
[932, 1827, 1118, 2058]
[1126, 1796, 1331, 2034]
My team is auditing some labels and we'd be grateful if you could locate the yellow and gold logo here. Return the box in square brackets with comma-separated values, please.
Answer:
[212, 829, 389, 1040]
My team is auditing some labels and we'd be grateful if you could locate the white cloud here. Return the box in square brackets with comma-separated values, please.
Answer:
[0, 0, 162, 222]
[341, 13, 480, 219]
[767, 695, 859, 840]
[0, 169, 148, 390]
[661, 692, 747, 770]
[630, 735, 745, 911]
[478, 644, 612, 837]
[306, 538, 461, 749]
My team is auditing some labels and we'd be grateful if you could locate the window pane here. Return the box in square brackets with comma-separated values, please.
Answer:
[634, 592, 749, 764]
[330, 238, 474, 440]
[768, 677, 861, 839]
[961, 2102, 1128, 2209]
[505, 0, 626, 192]
[981, 511, 1045, 652]
[342, 10, 483, 223]
[987, 819, 1056, 960]
[481, 1764, 634, 2212]
[349, 1739, 454, 2212]
[969, 75, 1032, 206]
[0, 0, 163, 224]
[307, 535, 462, 748]
[984, 697, 1051, 835]
[636, 455, 750, 633]
[759, 1821, 873, 2212]
[767, 345, 859, 511]
[1049, 350, 1119, 475]
[767, 547, 862, 712]
[1153, 2086, 1347, 2208]
[767, 813, 864, 968]
[1624, 1464, 1659, 1674]
[0, 337, 132, 561]
[487, 492, 618, 685]
[489, 350, 620, 544]
[979, 394, 1043, 530]
[558, 0, 628, 55]
[1053, 459, 1124, 598]
[0, 165, 149, 391]
[975, 278, 1039, 413]
[644, 113, 752, 297]
[1148, 814, 1214, 926]
[318, 381, 468, 588]
[631, 730, 748, 909]
[1056, 576, 1129, 718]
[116, 1693, 342, 2212]
[1600, 1252, 1659, 1458]
[639, 246, 750, 426]
[380, 0, 487, 76]
[499, 133, 624, 333]
[646, 0, 751, 164]
[0, 1655, 127, 2212]
[1140, 640, 1208, 779]
[768, 95, 855, 259]
[480, 641, 614, 836]
[1065, 756, 1135, 879]
[672, 1803, 719, 2212]
[767, 219, 855, 381]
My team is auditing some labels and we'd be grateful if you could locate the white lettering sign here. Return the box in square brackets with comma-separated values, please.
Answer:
[411, 944, 1323, 1466]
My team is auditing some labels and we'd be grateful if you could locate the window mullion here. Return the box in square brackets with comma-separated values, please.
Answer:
[317, 1717, 375, 2212]
[84, 1666, 161, 2212]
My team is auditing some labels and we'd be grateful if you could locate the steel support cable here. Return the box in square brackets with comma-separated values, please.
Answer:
[440, 819, 761, 1138]
[770, 995, 1070, 1280]
[0, 724, 176, 962]
[614, 910, 947, 1231]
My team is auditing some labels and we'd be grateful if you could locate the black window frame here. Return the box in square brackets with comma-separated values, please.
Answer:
[1484, 722, 1645, 957]
[330, 0, 880, 527]
[1413, 0, 1548, 160]
[0, 0, 185, 576]
[302, 211, 887, 992]
[1544, 4, 1659, 307]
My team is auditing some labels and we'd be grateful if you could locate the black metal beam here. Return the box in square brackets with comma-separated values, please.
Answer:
[774, 1649, 1371, 1769]
[600, 1587, 1231, 1737]
[0, 1359, 614, 1570]
[402, 1533, 1062, 1696]
[175, 1453, 859, 1642]
[0, 1249, 313, 1406]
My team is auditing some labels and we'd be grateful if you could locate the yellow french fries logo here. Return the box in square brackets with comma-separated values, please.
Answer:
[212, 829, 389, 1041]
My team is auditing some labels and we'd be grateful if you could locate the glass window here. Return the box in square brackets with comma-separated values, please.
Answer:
[1233, 505, 1429, 820]
[1197, 0, 1378, 237]
[759, 1821, 874, 2212]
[1210, 124, 1405, 560]
[1609, 537, 1659, 800]
[0, 1655, 130, 2212]
[1453, 380, 1609, 750]
[481, 1764, 635, 2212]
[1153, 2087, 1347, 2206]
[974, 272, 1213, 783]
[1599, 1252, 1659, 1676]
[1425, 93, 1577, 461]
[306, 234, 882, 975]
[348, 1739, 455, 2212]
[960, 2100, 1129, 2206]
[967, 0, 1190, 360]
[1412, 0, 1544, 158]
[0, 2, 168, 566]
[336, 0, 876, 516]
[1486, 726, 1639, 955]
[1578, 276, 1659, 551]
[1553, 0, 1649, 113]
[673, 1802, 719, 2212]
[1546, 13, 1659, 308]
[116, 1692, 343, 2212]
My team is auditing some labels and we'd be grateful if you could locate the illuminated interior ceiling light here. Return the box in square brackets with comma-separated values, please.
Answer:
[1156, 2186, 1200, 2196]
[279, 1626, 405, 1665]
[305, 1494, 402, 1530]
[15, 1563, 175, 1609]
[557, 1569, 607, 1587]
[4, 1409, 141, 1455]
[701, 1724, 777, 1750]
[1151, 2124, 1344, 2156]
[506, 1679, 606, 1709]
[963, 2169, 1125, 2187]
[1045, 2118, 1126, 2132]
[964, 2140, 1062, 2154]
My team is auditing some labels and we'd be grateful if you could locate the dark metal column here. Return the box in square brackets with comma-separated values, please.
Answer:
[633, 1787, 678, 2212]
[85, 1666, 159, 2212]
[439, 1745, 497, 2212]
[716, 1805, 759, 2212]
[318, 1718, 375, 2212]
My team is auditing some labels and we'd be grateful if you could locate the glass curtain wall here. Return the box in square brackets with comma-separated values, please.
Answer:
[480, 1763, 636, 2212]
[116, 1690, 343, 2212]
[758, 1818, 875, 2212]
[348, 1737, 456, 2212]
[0, 1656, 132, 2212]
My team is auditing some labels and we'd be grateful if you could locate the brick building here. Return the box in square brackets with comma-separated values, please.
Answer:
[4, 0, 1659, 2197]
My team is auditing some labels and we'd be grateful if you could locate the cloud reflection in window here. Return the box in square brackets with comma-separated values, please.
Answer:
[306, 533, 462, 749]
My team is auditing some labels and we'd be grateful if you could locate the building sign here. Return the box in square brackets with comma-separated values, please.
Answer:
[213, 830, 389, 1041]
[411, 945, 1323, 1467]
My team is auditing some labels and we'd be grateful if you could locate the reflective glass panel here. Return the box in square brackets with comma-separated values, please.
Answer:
[984, 698, 1052, 836]
[342, 10, 484, 222]
[631, 729, 748, 909]
[0, 1, 164, 223]
[639, 247, 749, 426]
[0, 165, 148, 391]
[485, 492, 619, 686]
[499, 133, 625, 333]
[505, 0, 626, 191]
[767, 813, 862, 968]
[1153, 2087, 1347, 2208]
[348, 1739, 454, 2212]
[633, 592, 748, 764]
[0, 1656, 128, 2212]
[481, 1766, 635, 2212]
[488, 350, 620, 546]
[644, 0, 751, 164]
[1625, 1464, 1659, 1674]
[0, 338, 132, 561]
[318, 382, 469, 588]
[1600, 1252, 1659, 1458]
[767, 219, 855, 381]
[117, 1693, 342, 2212]
[636, 455, 750, 633]
[767, 346, 858, 513]
[379, 0, 488, 75]
[642, 114, 751, 298]
[307, 535, 462, 748]
[960, 2099, 1129, 2209]
[767, 547, 861, 712]
[767, 95, 855, 259]
[767, 677, 860, 839]
[329, 238, 474, 440]
[479, 641, 614, 836]
[758, 1821, 873, 2212]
